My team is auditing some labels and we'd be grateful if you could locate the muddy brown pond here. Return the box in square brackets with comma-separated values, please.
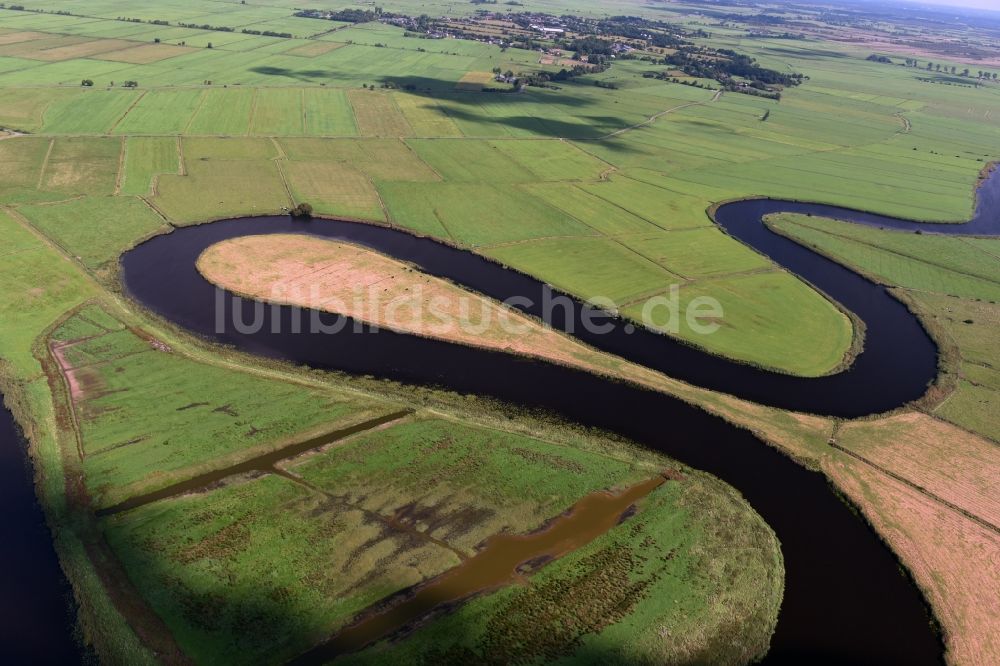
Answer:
[292, 475, 667, 664]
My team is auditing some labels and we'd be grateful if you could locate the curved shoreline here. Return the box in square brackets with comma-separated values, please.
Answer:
[112, 173, 1000, 662]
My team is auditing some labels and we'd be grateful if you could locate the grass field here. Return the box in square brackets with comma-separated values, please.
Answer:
[280, 161, 384, 219]
[113, 89, 204, 135]
[41, 137, 120, 195]
[152, 159, 289, 222]
[768, 214, 1000, 301]
[1, 1, 1000, 663]
[344, 469, 781, 666]
[249, 88, 303, 136]
[51, 308, 398, 509]
[120, 136, 178, 196]
[380, 182, 593, 245]
[622, 270, 855, 376]
[15, 196, 167, 268]
[186, 88, 254, 136]
[349, 89, 413, 138]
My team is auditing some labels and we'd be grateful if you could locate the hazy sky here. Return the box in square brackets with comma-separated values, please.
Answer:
[909, 0, 999, 11]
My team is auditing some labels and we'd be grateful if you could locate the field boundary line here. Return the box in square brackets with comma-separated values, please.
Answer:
[368, 177, 391, 224]
[923, 408, 1000, 447]
[299, 88, 306, 135]
[273, 158, 295, 209]
[401, 139, 444, 181]
[3, 204, 87, 272]
[97, 409, 415, 515]
[476, 232, 604, 251]
[138, 195, 172, 226]
[511, 184, 686, 280]
[579, 177, 710, 231]
[959, 236, 1000, 262]
[113, 135, 126, 195]
[35, 138, 54, 190]
[598, 100, 703, 140]
[428, 207, 456, 241]
[269, 136, 288, 160]
[247, 87, 259, 136]
[427, 408, 660, 472]
[107, 89, 146, 134]
[828, 440, 1000, 535]
[181, 88, 208, 135]
[175, 135, 186, 176]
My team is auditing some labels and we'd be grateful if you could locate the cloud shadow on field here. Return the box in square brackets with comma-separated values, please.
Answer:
[249, 66, 336, 82]
[375, 75, 645, 146]
[244, 67, 640, 146]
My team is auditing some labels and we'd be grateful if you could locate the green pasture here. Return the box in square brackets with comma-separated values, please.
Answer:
[482, 236, 679, 304]
[769, 214, 1000, 301]
[121, 136, 178, 195]
[16, 196, 168, 268]
[103, 473, 461, 665]
[50, 309, 397, 508]
[290, 416, 653, 553]
[622, 270, 856, 376]
[770, 218, 1000, 437]
[380, 182, 592, 245]
[152, 159, 289, 222]
[0, 3, 999, 661]
[0, 208, 97, 375]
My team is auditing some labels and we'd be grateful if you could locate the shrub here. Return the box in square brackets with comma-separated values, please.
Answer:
[290, 202, 314, 219]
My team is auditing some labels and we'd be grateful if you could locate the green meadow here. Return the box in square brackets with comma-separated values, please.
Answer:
[770, 214, 1000, 436]
[0, 0, 998, 663]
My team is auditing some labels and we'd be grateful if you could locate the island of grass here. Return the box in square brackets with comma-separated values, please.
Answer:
[195, 233, 782, 395]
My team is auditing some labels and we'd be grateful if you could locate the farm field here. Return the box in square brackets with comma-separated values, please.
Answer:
[119, 136, 178, 196]
[0, 0, 998, 664]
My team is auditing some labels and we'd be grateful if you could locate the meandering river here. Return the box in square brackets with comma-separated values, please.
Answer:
[12, 172, 1000, 663]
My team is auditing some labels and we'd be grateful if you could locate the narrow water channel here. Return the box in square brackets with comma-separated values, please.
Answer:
[0, 402, 83, 664]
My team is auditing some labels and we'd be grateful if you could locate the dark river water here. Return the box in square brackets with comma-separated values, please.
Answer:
[0, 404, 83, 664]
[11, 171, 1000, 663]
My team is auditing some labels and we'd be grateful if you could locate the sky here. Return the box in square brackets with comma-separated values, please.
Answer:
[850, 0, 1000, 12]
[923, 0, 999, 10]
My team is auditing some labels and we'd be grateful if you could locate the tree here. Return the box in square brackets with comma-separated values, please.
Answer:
[290, 202, 313, 218]
[206, 42, 213, 49]
[154, 37, 161, 43]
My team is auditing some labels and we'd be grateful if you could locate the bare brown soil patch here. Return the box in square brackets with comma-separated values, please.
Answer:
[455, 72, 495, 91]
[0, 31, 50, 46]
[825, 455, 1000, 666]
[32, 39, 136, 62]
[0, 35, 90, 58]
[285, 41, 345, 58]
[95, 43, 196, 64]
[837, 412, 1000, 528]
[197, 234, 687, 390]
